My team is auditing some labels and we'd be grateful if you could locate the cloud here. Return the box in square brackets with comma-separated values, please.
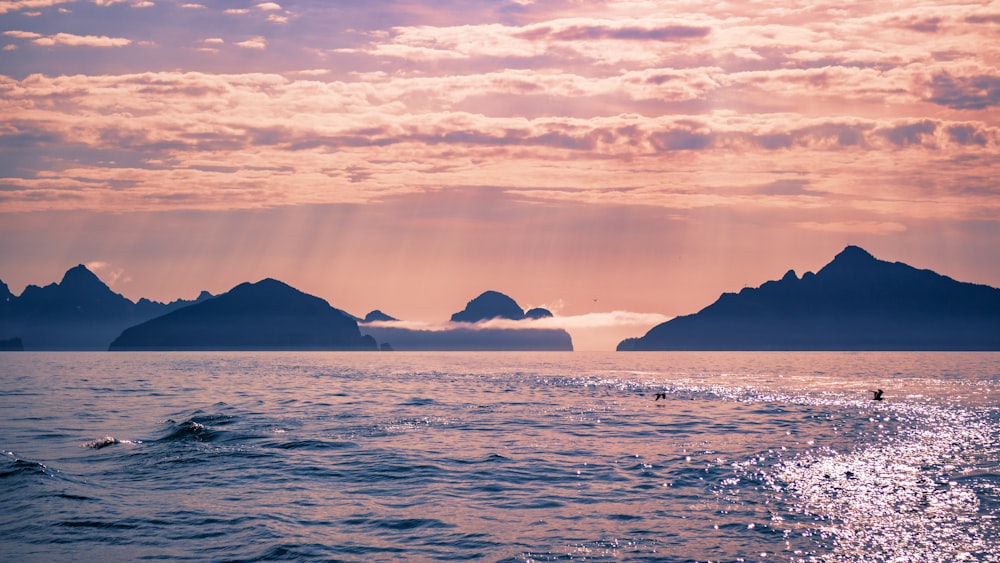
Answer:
[85, 260, 129, 286]
[518, 23, 710, 41]
[877, 120, 937, 146]
[965, 13, 1000, 24]
[0, 0, 997, 222]
[93, 0, 153, 6]
[4, 30, 43, 39]
[902, 16, 942, 33]
[6, 30, 132, 47]
[925, 72, 1000, 110]
[350, 17, 715, 65]
[649, 129, 713, 151]
[361, 311, 673, 332]
[753, 179, 816, 196]
[947, 124, 989, 146]
[290, 69, 329, 77]
[37, 32, 131, 47]
[235, 36, 267, 49]
[0, 0, 67, 14]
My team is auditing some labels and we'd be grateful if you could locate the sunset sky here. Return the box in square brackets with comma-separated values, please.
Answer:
[1, 0, 998, 349]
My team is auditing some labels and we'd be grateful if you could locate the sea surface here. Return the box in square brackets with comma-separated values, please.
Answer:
[1, 352, 998, 562]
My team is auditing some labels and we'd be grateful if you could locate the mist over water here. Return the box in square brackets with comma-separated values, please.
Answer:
[1, 352, 997, 562]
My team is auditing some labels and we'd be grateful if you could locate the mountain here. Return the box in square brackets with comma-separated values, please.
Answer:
[450, 290, 526, 322]
[361, 290, 573, 351]
[363, 310, 398, 322]
[135, 291, 215, 319]
[17, 265, 135, 319]
[524, 307, 554, 319]
[110, 278, 377, 351]
[0, 279, 13, 305]
[0, 265, 211, 350]
[618, 246, 1000, 351]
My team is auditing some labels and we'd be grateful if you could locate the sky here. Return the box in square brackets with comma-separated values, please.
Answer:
[0, 0, 998, 350]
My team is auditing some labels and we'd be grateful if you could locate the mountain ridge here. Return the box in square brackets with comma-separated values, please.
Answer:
[0, 265, 212, 350]
[109, 278, 376, 351]
[617, 246, 1000, 351]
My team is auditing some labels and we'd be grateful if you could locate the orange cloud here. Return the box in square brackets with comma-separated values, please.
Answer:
[7, 31, 132, 47]
[0, 68, 996, 216]
[0, 0, 67, 14]
[235, 36, 267, 49]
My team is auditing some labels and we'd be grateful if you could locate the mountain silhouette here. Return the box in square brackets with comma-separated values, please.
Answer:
[19, 265, 135, 319]
[1, 279, 14, 306]
[110, 278, 376, 351]
[450, 290, 526, 322]
[363, 310, 398, 322]
[362, 290, 572, 351]
[618, 246, 1000, 351]
[525, 307, 554, 319]
[0, 265, 211, 350]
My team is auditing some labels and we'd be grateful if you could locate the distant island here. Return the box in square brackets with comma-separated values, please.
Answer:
[359, 290, 573, 351]
[0, 266, 570, 351]
[110, 278, 376, 351]
[618, 246, 1000, 351]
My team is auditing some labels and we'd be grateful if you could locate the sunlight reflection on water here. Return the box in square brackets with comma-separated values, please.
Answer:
[0, 352, 996, 562]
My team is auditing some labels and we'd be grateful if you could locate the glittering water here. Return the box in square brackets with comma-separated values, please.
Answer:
[1, 352, 997, 562]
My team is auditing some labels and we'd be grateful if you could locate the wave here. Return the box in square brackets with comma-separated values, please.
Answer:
[156, 412, 239, 443]
[0, 452, 52, 479]
[269, 439, 358, 451]
[158, 419, 223, 443]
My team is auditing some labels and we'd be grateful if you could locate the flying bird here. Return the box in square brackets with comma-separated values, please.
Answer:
[871, 389, 884, 401]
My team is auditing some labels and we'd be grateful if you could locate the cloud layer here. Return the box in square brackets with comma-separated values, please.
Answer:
[1, 0, 996, 228]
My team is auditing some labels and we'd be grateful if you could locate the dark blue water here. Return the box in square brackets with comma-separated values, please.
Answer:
[1, 352, 997, 562]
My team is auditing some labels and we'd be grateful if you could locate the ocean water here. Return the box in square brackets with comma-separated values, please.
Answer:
[1, 352, 997, 562]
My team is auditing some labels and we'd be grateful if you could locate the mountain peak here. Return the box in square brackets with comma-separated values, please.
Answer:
[450, 290, 525, 323]
[364, 310, 397, 323]
[52, 263, 131, 307]
[60, 264, 105, 289]
[816, 245, 882, 279]
[834, 245, 876, 262]
[525, 307, 554, 319]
